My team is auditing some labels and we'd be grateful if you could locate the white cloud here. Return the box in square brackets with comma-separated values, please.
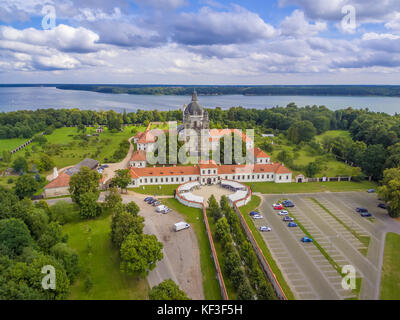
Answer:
[0, 24, 101, 53]
[280, 10, 327, 37]
[171, 5, 276, 45]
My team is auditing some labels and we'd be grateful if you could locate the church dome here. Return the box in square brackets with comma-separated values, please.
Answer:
[185, 90, 204, 115]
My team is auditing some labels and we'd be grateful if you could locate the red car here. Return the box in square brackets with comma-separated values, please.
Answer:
[273, 203, 283, 210]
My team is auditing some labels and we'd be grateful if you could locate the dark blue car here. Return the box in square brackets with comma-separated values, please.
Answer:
[288, 222, 298, 227]
[356, 208, 368, 213]
[249, 211, 259, 216]
[301, 237, 313, 243]
[361, 212, 372, 217]
[283, 200, 295, 207]
[144, 197, 153, 202]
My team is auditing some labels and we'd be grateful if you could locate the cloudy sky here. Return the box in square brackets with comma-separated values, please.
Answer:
[0, 0, 399, 84]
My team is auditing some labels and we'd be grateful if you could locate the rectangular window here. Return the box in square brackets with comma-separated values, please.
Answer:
[166, 178, 168, 182]
[279, 176, 282, 180]
[161, 178, 163, 182]
[145, 178, 147, 183]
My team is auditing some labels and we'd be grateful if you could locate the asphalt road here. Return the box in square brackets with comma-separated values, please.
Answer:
[254, 192, 400, 300]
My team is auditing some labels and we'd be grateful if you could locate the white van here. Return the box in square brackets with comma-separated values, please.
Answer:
[156, 205, 167, 212]
[174, 222, 190, 232]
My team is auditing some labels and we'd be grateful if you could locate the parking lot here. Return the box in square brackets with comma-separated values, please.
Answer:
[252, 192, 397, 300]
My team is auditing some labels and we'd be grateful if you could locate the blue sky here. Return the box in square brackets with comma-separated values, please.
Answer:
[0, 0, 399, 84]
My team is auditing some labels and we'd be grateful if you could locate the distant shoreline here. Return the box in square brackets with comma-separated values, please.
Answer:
[0, 84, 400, 97]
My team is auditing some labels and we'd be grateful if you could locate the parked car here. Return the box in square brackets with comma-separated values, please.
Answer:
[259, 226, 271, 232]
[162, 208, 172, 214]
[356, 208, 368, 213]
[283, 216, 294, 222]
[249, 211, 259, 216]
[301, 237, 313, 243]
[156, 205, 167, 212]
[367, 189, 376, 193]
[282, 200, 295, 207]
[144, 197, 153, 202]
[273, 203, 283, 210]
[278, 210, 289, 216]
[361, 212, 372, 217]
[378, 203, 387, 209]
[148, 199, 158, 204]
[288, 222, 298, 227]
[152, 201, 161, 207]
[252, 214, 263, 219]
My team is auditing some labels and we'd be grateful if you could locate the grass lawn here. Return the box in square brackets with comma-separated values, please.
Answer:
[129, 184, 179, 196]
[0, 137, 29, 153]
[0, 176, 15, 189]
[380, 232, 400, 300]
[1, 125, 146, 174]
[63, 212, 149, 300]
[161, 198, 222, 300]
[315, 130, 351, 142]
[245, 181, 377, 194]
[269, 131, 360, 177]
[239, 195, 296, 300]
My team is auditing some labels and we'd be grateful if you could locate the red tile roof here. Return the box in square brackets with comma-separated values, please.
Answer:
[130, 163, 291, 178]
[130, 150, 147, 162]
[275, 163, 292, 174]
[130, 165, 200, 178]
[44, 173, 70, 189]
[199, 159, 218, 168]
[253, 147, 270, 158]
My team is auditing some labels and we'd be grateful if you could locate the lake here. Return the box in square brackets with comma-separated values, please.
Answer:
[0, 86, 399, 114]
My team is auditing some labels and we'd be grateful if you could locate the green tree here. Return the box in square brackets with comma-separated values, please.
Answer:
[378, 168, 400, 218]
[104, 187, 123, 211]
[149, 279, 190, 300]
[0, 218, 35, 257]
[0, 187, 20, 219]
[14, 175, 38, 199]
[12, 157, 28, 173]
[287, 120, 317, 144]
[111, 169, 131, 193]
[50, 242, 80, 282]
[50, 201, 78, 225]
[237, 281, 254, 300]
[125, 201, 140, 216]
[37, 222, 65, 252]
[78, 192, 100, 219]
[120, 234, 163, 277]
[38, 154, 55, 172]
[305, 161, 320, 178]
[360, 144, 387, 180]
[111, 211, 145, 248]
[69, 166, 101, 206]
[215, 217, 230, 242]
[2, 150, 11, 163]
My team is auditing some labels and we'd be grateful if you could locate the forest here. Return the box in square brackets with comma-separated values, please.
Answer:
[1, 104, 400, 181]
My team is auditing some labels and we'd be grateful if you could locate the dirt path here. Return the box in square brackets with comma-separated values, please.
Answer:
[101, 136, 134, 183]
